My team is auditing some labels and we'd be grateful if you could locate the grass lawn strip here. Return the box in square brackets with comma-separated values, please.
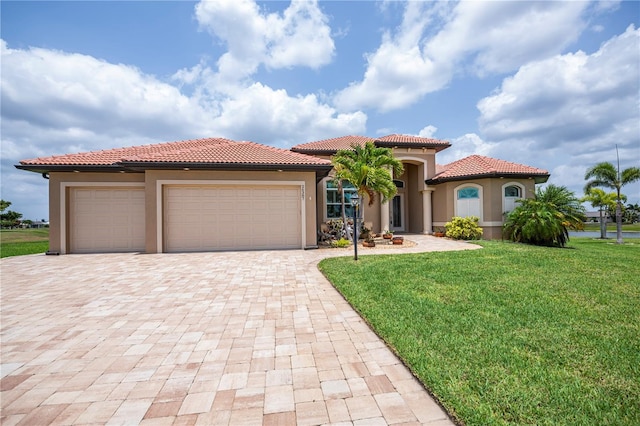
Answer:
[1, 228, 49, 258]
[319, 239, 640, 426]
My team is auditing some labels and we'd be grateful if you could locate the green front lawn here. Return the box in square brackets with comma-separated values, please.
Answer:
[319, 239, 639, 425]
[582, 222, 640, 232]
[0, 228, 49, 258]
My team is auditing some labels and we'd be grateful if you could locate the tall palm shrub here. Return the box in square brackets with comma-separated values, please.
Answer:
[584, 162, 640, 244]
[332, 141, 404, 234]
[503, 184, 586, 247]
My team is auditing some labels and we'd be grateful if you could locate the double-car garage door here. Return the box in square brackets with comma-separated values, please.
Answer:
[163, 185, 302, 252]
[67, 184, 302, 253]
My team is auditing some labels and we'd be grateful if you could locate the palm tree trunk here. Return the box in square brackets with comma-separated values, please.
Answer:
[339, 183, 352, 242]
[599, 208, 606, 239]
[616, 200, 623, 244]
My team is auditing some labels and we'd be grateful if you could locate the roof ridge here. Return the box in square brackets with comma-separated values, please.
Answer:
[123, 138, 235, 161]
[476, 155, 497, 173]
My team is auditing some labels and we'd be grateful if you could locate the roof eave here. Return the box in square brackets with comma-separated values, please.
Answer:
[290, 148, 337, 156]
[15, 164, 133, 174]
[15, 162, 334, 178]
[123, 161, 334, 181]
[374, 141, 451, 152]
[426, 172, 550, 185]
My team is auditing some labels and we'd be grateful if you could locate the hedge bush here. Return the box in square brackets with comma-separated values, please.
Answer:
[445, 216, 483, 240]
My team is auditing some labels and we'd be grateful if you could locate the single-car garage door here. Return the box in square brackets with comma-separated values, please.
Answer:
[69, 187, 145, 253]
[164, 185, 302, 252]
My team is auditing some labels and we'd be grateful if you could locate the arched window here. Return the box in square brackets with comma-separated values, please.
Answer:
[503, 183, 524, 215]
[456, 185, 481, 218]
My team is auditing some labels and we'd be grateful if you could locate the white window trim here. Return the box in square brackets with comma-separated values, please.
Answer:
[322, 178, 357, 222]
[453, 183, 483, 223]
[156, 180, 306, 253]
[502, 182, 525, 217]
[59, 182, 145, 254]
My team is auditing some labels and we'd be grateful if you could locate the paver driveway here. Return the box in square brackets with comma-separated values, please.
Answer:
[1, 236, 478, 425]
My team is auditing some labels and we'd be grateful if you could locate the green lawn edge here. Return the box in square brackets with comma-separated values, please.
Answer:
[318, 239, 640, 426]
[1, 229, 50, 258]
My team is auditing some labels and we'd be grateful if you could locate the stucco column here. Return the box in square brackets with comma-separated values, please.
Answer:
[421, 187, 434, 234]
[380, 199, 390, 233]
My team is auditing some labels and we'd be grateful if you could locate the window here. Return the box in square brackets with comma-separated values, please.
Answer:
[504, 186, 520, 197]
[325, 181, 357, 219]
[457, 187, 479, 199]
[503, 184, 523, 214]
[456, 185, 481, 218]
[393, 180, 405, 188]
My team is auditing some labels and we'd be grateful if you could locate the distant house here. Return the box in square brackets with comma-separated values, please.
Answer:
[19, 220, 50, 228]
[16, 135, 549, 254]
[585, 211, 612, 223]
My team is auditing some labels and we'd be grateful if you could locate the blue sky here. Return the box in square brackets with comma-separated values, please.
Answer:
[2, 0, 639, 221]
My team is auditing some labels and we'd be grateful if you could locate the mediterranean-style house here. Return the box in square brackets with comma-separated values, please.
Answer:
[16, 135, 549, 254]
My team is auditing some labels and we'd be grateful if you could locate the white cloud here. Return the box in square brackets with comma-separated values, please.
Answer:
[211, 82, 366, 147]
[476, 25, 640, 202]
[334, 1, 589, 112]
[0, 38, 364, 220]
[436, 133, 496, 165]
[477, 25, 639, 149]
[194, 0, 334, 82]
[427, 1, 587, 76]
[418, 125, 438, 138]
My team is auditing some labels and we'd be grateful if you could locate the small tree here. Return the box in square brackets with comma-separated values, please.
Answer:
[332, 141, 404, 236]
[0, 199, 23, 228]
[584, 159, 640, 244]
[503, 185, 586, 248]
[581, 188, 623, 239]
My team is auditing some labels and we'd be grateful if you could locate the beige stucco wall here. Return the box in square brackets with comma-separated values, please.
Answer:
[49, 169, 318, 254]
[431, 177, 538, 239]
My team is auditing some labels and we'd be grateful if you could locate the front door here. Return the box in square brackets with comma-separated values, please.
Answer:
[390, 194, 405, 232]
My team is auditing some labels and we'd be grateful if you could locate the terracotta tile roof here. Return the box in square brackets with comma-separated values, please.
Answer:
[290, 135, 373, 153]
[18, 138, 332, 170]
[374, 134, 450, 150]
[429, 155, 549, 183]
[291, 134, 451, 154]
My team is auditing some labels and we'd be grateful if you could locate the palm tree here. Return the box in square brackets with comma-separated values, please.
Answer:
[581, 188, 620, 239]
[332, 141, 404, 236]
[584, 161, 640, 244]
[503, 184, 586, 248]
[625, 203, 640, 223]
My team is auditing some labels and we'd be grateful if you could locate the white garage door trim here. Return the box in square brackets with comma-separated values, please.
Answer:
[156, 180, 306, 253]
[59, 182, 145, 254]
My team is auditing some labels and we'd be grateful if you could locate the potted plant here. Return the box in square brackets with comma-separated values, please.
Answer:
[359, 223, 371, 240]
[434, 226, 446, 237]
[362, 235, 376, 247]
[382, 229, 393, 239]
[391, 235, 404, 245]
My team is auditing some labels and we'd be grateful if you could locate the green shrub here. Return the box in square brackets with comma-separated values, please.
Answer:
[503, 184, 585, 248]
[444, 216, 483, 240]
[330, 237, 351, 248]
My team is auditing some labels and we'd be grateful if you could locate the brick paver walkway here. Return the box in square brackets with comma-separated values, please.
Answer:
[1, 235, 479, 425]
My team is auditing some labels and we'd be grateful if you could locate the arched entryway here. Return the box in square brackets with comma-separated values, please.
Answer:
[380, 157, 433, 234]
